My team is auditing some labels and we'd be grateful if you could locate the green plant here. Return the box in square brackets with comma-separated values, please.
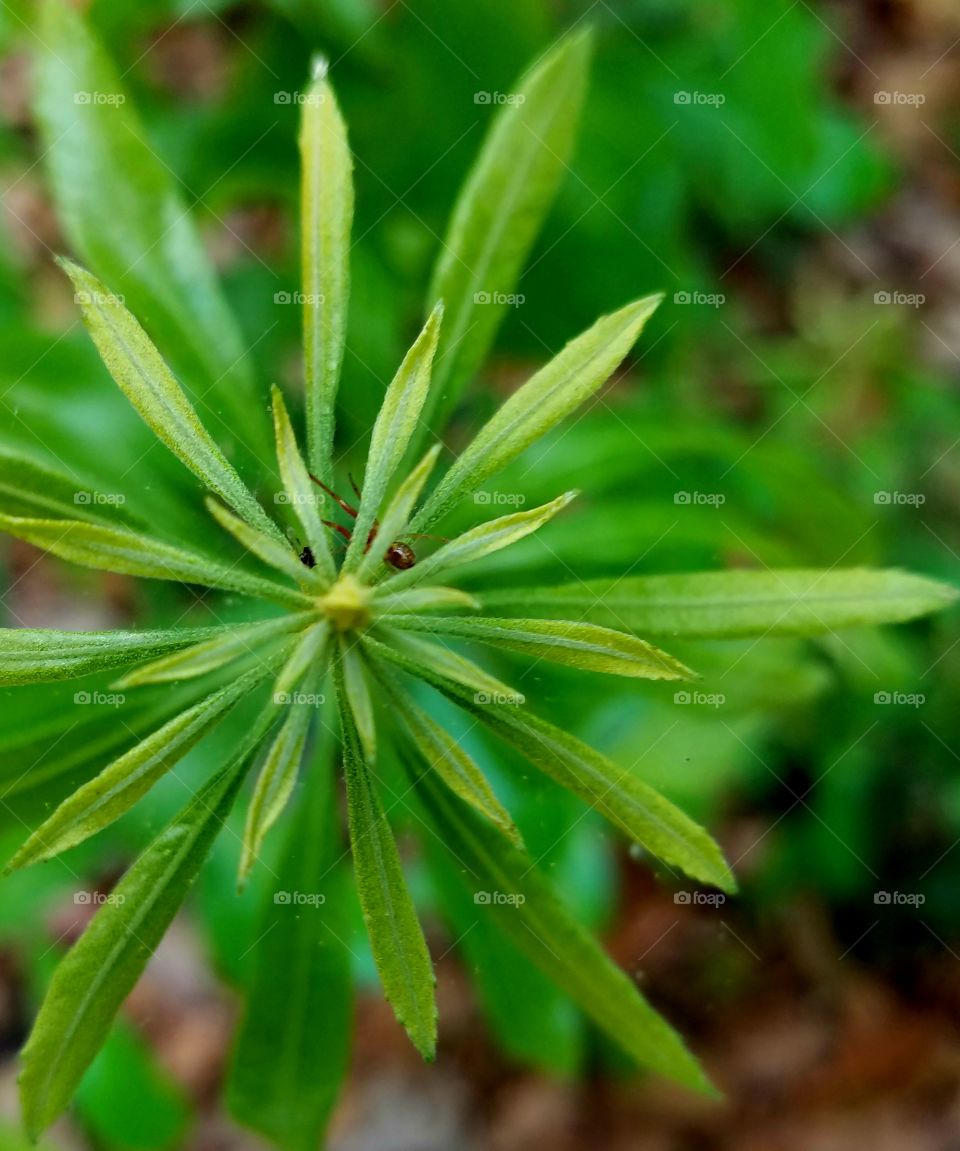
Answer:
[1, 9, 956, 1148]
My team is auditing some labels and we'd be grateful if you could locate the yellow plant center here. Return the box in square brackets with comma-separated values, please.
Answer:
[319, 573, 372, 631]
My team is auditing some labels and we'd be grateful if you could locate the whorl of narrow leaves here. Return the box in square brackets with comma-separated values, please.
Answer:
[7, 15, 958, 1145]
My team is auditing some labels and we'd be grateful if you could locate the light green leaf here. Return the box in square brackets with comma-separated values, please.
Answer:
[19, 709, 274, 1137]
[409, 765, 715, 1095]
[0, 513, 312, 610]
[205, 498, 322, 590]
[239, 681, 317, 887]
[388, 492, 576, 591]
[6, 664, 282, 872]
[0, 626, 226, 687]
[481, 569, 960, 638]
[301, 59, 353, 481]
[34, 0, 270, 468]
[273, 622, 330, 701]
[271, 385, 336, 583]
[372, 629, 518, 700]
[337, 668, 436, 1058]
[338, 637, 376, 763]
[418, 28, 593, 438]
[115, 615, 313, 688]
[59, 260, 282, 544]
[360, 443, 441, 583]
[367, 638, 735, 893]
[229, 724, 352, 1151]
[412, 296, 661, 531]
[373, 586, 480, 615]
[388, 616, 693, 680]
[343, 304, 443, 572]
[379, 670, 520, 846]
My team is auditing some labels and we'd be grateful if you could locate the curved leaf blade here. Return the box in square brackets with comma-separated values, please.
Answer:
[0, 626, 225, 687]
[34, 0, 270, 467]
[409, 764, 715, 1095]
[419, 28, 593, 438]
[481, 569, 960, 638]
[343, 304, 443, 572]
[0, 513, 312, 609]
[59, 260, 283, 544]
[337, 669, 436, 1057]
[368, 638, 735, 893]
[301, 60, 353, 481]
[412, 296, 661, 531]
[18, 712, 273, 1138]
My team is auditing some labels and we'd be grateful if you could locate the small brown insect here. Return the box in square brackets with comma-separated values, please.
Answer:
[309, 474, 442, 570]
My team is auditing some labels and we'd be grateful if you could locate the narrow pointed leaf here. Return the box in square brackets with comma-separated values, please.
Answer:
[343, 304, 443, 572]
[337, 672, 436, 1057]
[387, 492, 576, 591]
[481, 569, 960, 638]
[380, 672, 520, 846]
[59, 260, 283, 544]
[239, 683, 316, 886]
[273, 623, 330, 701]
[115, 615, 312, 688]
[388, 616, 694, 680]
[408, 764, 715, 1095]
[205, 498, 322, 590]
[19, 711, 274, 1138]
[412, 296, 661, 531]
[271, 385, 336, 583]
[368, 638, 735, 893]
[374, 587, 480, 615]
[229, 725, 352, 1150]
[301, 59, 353, 481]
[0, 626, 227, 687]
[338, 638, 376, 763]
[7, 663, 283, 872]
[34, 0, 270, 467]
[0, 513, 312, 609]
[418, 28, 593, 438]
[0, 451, 139, 526]
[360, 443, 441, 583]
[370, 628, 518, 700]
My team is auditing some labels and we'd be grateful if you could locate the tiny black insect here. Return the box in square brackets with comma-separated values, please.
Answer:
[299, 545, 316, 569]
